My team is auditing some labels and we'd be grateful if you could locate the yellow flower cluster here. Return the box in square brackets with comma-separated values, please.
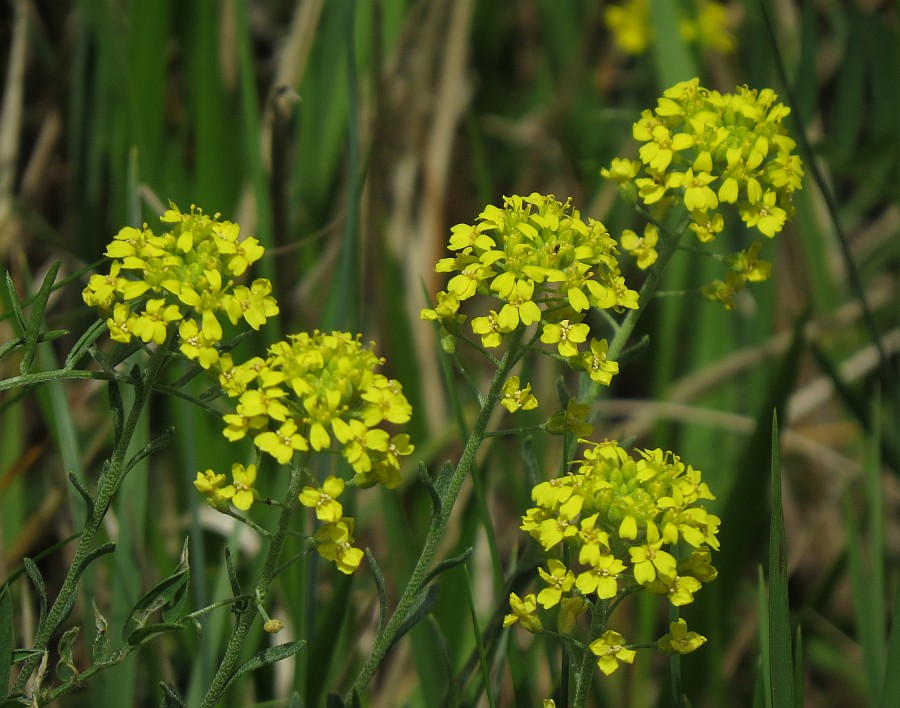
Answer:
[604, 79, 804, 242]
[422, 194, 636, 394]
[220, 330, 414, 489]
[605, 0, 735, 56]
[82, 204, 278, 367]
[504, 442, 718, 674]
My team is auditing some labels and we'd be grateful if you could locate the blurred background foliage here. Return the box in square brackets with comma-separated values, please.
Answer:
[0, 0, 898, 705]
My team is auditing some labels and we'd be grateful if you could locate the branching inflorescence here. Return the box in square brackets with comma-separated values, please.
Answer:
[83, 205, 414, 577]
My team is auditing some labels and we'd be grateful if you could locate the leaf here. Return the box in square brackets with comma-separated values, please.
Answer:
[108, 380, 125, 448]
[10, 649, 43, 664]
[221, 640, 306, 694]
[123, 540, 190, 643]
[555, 376, 570, 409]
[55, 626, 80, 682]
[23, 559, 47, 627]
[3, 272, 25, 333]
[387, 584, 440, 654]
[65, 318, 108, 369]
[49, 543, 117, 638]
[326, 694, 346, 708]
[880, 582, 900, 706]
[420, 547, 473, 590]
[365, 548, 387, 633]
[1, 587, 11, 696]
[21, 260, 62, 375]
[121, 427, 175, 482]
[417, 462, 441, 519]
[67, 470, 95, 525]
[224, 547, 241, 598]
[767, 413, 794, 708]
[126, 623, 184, 645]
[521, 435, 540, 491]
[158, 682, 186, 708]
[0, 337, 24, 362]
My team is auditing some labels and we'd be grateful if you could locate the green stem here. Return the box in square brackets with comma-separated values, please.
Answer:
[572, 600, 608, 708]
[199, 457, 308, 708]
[579, 222, 685, 404]
[347, 327, 527, 701]
[14, 340, 170, 694]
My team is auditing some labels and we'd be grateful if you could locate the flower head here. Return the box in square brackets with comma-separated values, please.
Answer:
[83, 204, 278, 358]
[423, 194, 635, 388]
[219, 331, 413, 487]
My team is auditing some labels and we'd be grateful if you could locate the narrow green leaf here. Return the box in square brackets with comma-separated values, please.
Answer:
[555, 376, 570, 409]
[224, 547, 241, 599]
[126, 623, 184, 646]
[23, 559, 47, 627]
[10, 650, 43, 665]
[3, 273, 26, 333]
[521, 435, 540, 491]
[433, 460, 454, 499]
[65, 318, 108, 369]
[67, 470, 95, 525]
[793, 626, 804, 708]
[880, 582, 900, 706]
[21, 260, 62, 375]
[417, 462, 441, 519]
[365, 548, 387, 633]
[123, 540, 190, 642]
[50, 542, 116, 637]
[464, 565, 497, 708]
[1, 588, 12, 695]
[756, 565, 772, 708]
[158, 681, 186, 708]
[387, 584, 440, 654]
[108, 380, 125, 448]
[420, 548, 474, 591]
[121, 426, 175, 481]
[0, 337, 24, 362]
[220, 640, 306, 694]
[768, 413, 794, 707]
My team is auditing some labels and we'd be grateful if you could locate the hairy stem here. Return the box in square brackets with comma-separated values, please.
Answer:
[199, 458, 307, 708]
[347, 327, 527, 700]
[15, 340, 170, 693]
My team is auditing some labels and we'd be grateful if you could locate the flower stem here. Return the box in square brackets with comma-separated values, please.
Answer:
[14, 339, 170, 693]
[580, 221, 685, 403]
[199, 457, 307, 708]
[346, 327, 527, 701]
[572, 600, 608, 708]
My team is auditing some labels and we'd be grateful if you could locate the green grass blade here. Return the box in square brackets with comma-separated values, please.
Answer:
[880, 583, 900, 706]
[767, 413, 794, 707]
[757, 565, 772, 708]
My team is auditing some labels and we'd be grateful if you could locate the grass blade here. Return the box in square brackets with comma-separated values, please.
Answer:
[767, 413, 794, 707]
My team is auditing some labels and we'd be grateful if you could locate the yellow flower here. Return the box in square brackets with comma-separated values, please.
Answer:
[540, 319, 590, 357]
[620, 224, 659, 270]
[255, 419, 309, 464]
[657, 618, 707, 654]
[315, 518, 365, 574]
[536, 559, 575, 609]
[500, 376, 538, 413]
[217, 463, 258, 511]
[590, 630, 636, 675]
[299, 475, 345, 523]
[503, 592, 543, 633]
